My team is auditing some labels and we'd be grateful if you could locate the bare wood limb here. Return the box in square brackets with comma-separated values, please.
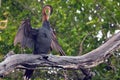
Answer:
[0, 32, 120, 76]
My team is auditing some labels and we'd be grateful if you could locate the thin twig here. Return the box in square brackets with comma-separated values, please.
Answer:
[79, 32, 90, 55]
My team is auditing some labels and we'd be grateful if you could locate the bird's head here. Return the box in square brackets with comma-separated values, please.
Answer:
[42, 5, 53, 21]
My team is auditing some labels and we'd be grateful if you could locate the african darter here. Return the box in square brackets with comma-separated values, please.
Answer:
[14, 5, 65, 80]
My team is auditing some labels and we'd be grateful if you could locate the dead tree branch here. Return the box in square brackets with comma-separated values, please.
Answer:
[0, 32, 120, 76]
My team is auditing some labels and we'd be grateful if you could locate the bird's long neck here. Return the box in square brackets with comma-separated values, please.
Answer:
[42, 20, 50, 30]
[42, 11, 49, 22]
[42, 5, 52, 30]
[42, 6, 50, 22]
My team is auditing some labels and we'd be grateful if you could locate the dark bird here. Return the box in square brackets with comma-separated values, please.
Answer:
[14, 5, 65, 80]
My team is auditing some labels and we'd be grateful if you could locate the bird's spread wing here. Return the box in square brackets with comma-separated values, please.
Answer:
[14, 19, 38, 49]
[50, 28, 65, 56]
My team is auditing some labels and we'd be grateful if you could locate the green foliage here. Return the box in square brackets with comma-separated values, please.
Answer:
[0, 0, 120, 80]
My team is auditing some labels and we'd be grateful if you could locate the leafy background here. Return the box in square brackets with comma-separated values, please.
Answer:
[0, 0, 120, 80]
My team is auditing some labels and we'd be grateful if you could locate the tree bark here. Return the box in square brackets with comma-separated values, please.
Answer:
[0, 32, 120, 76]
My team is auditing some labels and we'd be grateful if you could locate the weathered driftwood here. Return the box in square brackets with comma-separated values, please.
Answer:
[0, 32, 120, 76]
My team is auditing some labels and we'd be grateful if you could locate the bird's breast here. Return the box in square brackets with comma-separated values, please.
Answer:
[34, 28, 52, 54]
